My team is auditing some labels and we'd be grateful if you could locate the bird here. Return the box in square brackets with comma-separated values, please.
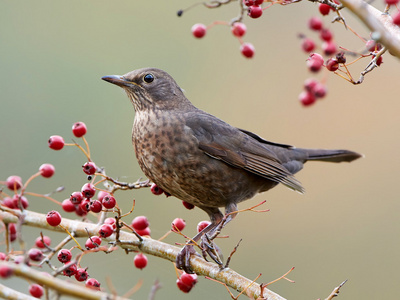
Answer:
[102, 68, 361, 273]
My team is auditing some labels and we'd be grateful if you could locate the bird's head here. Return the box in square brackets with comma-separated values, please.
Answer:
[102, 68, 192, 111]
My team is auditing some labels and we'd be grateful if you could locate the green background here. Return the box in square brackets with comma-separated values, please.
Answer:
[1, 1, 399, 299]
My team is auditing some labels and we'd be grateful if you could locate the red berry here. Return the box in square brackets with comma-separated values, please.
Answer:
[314, 83, 327, 98]
[81, 183, 96, 198]
[365, 40, 382, 51]
[2, 197, 15, 209]
[133, 253, 148, 270]
[320, 29, 333, 41]
[322, 41, 337, 55]
[72, 122, 87, 138]
[28, 248, 44, 262]
[104, 217, 117, 229]
[304, 78, 319, 93]
[63, 263, 77, 277]
[97, 190, 108, 202]
[308, 17, 323, 31]
[0, 264, 13, 277]
[385, 0, 399, 5]
[102, 194, 116, 209]
[98, 224, 114, 238]
[9, 233, 17, 242]
[231, 22, 247, 37]
[70, 191, 83, 204]
[191, 24, 207, 38]
[35, 236, 51, 248]
[326, 58, 339, 71]
[375, 55, 383, 66]
[131, 216, 150, 231]
[240, 43, 255, 58]
[393, 12, 400, 26]
[244, 0, 255, 6]
[181, 273, 198, 287]
[79, 199, 91, 212]
[8, 223, 16, 235]
[307, 57, 323, 72]
[0, 252, 6, 260]
[248, 5, 263, 18]
[309, 53, 324, 64]
[82, 162, 96, 175]
[197, 220, 211, 233]
[299, 91, 316, 106]
[177, 273, 198, 293]
[48, 135, 65, 150]
[85, 236, 102, 249]
[75, 204, 88, 217]
[29, 283, 44, 298]
[58, 249, 72, 263]
[301, 38, 315, 52]
[46, 210, 62, 226]
[177, 278, 191, 293]
[89, 200, 103, 213]
[86, 278, 101, 290]
[6, 175, 22, 191]
[182, 201, 195, 210]
[75, 268, 89, 281]
[150, 183, 164, 195]
[172, 218, 186, 232]
[46, 212, 61, 228]
[319, 3, 331, 15]
[135, 227, 151, 236]
[12, 194, 29, 209]
[61, 199, 76, 212]
[0, 265, 13, 278]
[39, 163, 55, 178]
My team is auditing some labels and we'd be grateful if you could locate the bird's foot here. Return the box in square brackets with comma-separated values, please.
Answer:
[176, 244, 200, 274]
[200, 233, 224, 266]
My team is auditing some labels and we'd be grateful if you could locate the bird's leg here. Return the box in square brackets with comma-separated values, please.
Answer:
[200, 203, 238, 267]
[176, 207, 223, 274]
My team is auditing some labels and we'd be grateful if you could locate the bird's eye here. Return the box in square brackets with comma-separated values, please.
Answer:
[143, 74, 154, 83]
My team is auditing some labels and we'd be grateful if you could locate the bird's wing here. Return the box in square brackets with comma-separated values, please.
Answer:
[185, 112, 304, 193]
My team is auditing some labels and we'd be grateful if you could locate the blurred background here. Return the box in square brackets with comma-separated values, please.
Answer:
[1, 1, 399, 299]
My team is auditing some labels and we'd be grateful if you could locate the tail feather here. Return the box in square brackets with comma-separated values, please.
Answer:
[304, 149, 363, 163]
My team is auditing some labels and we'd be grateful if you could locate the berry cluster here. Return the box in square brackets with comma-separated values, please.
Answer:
[298, 3, 389, 106]
[191, 21, 254, 58]
[1, 120, 207, 297]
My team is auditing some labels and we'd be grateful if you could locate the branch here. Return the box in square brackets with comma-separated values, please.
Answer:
[0, 261, 129, 300]
[0, 208, 285, 300]
[339, 0, 400, 58]
[0, 283, 37, 300]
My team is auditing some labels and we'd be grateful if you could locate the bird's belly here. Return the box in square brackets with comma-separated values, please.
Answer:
[133, 116, 274, 208]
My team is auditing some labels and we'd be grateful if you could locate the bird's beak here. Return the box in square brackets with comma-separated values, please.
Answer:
[102, 75, 136, 88]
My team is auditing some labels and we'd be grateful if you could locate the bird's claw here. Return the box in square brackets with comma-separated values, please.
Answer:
[176, 244, 199, 274]
[200, 233, 223, 266]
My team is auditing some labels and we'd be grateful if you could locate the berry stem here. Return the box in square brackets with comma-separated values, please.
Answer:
[59, 225, 83, 251]
[81, 136, 91, 160]
[65, 142, 90, 161]
[24, 192, 61, 206]
[20, 172, 41, 195]
[157, 230, 172, 242]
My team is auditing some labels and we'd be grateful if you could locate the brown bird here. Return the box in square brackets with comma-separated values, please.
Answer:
[102, 68, 361, 273]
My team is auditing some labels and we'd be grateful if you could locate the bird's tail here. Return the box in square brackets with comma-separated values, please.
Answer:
[303, 149, 362, 163]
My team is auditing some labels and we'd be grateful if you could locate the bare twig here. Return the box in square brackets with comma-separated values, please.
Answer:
[324, 280, 348, 300]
